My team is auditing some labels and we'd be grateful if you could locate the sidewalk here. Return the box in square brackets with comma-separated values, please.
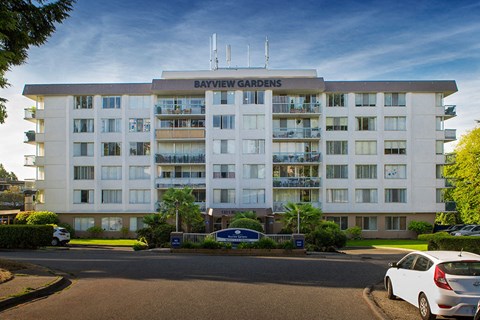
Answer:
[0, 263, 69, 311]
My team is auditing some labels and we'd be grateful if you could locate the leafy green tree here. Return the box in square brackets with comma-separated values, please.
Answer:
[26, 211, 59, 225]
[281, 202, 322, 233]
[159, 187, 202, 233]
[231, 211, 257, 222]
[0, 164, 18, 181]
[229, 218, 263, 232]
[0, 0, 75, 123]
[444, 127, 480, 224]
[0, 188, 24, 208]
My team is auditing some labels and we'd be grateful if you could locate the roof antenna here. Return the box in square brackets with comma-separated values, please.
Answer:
[212, 33, 218, 70]
[264, 36, 269, 69]
[459, 248, 463, 257]
[226, 44, 231, 68]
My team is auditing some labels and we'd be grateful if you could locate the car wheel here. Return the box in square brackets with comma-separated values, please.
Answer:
[51, 237, 59, 246]
[419, 293, 436, 320]
[386, 278, 395, 300]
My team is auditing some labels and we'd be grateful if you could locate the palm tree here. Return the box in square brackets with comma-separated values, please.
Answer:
[282, 202, 322, 233]
[160, 187, 202, 232]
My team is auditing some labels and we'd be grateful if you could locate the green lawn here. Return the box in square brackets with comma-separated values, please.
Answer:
[346, 239, 428, 251]
[69, 239, 137, 247]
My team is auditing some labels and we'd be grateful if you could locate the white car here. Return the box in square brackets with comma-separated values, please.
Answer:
[453, 225, 480, 236]
[385, 251, 480, 320]
[52, 226, 70, 246]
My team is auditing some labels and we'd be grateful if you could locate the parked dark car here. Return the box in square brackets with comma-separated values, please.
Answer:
[442, 224, 464, 234]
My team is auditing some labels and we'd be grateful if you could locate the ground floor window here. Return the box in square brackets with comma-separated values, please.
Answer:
[356, 216, 377, 231]
[385, 216, 407, 231]
[129, 217, 145, 231]
[325, 216, 348, 230]
[74, 217, 95, 231]
[102, 217, 123, 231]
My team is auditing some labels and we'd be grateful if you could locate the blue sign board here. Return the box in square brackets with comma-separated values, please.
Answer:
[171, 237, 181, 248]
[216, 228, 261, 243]
[295, 239, 304, 249]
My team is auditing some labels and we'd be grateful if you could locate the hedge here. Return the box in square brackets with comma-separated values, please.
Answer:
[418, 233, 480, 254]
[0, 225, 53, 249]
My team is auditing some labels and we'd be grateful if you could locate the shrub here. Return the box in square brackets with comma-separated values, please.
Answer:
[254, 237, 277, 249]
[228, 218, 263, 232]
[137, 223, 175, 248]
[307, 221, 347, 252]
[200, 237, 223, 249]
[237, 242, 255, 249]
[132, 241, 148, 251]
[0, 225, 53, 249]
[87, 226, 104, 238]
[26, 211, 59, 225]
[280, 240, 295, 250]
[408, 221, 433, 235]
[418, 232, 451, 250]
[435, 237, 480, 254]
[14, 211, 32, 224]
[345, 226, 362, 240]
[120, 226, 130, 238]
[181, 241, 200, 249]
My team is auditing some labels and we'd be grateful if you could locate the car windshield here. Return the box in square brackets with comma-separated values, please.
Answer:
[438, 261, 480, 276]
[57, 228, 67, 232]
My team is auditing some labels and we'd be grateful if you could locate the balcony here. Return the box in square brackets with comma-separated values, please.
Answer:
[444, 153, 455, 165]
[155, 153, 205, 164]
[445, 201, 457, 212]
[24, 155, 36, 167]
[273, 152, 321, 163]
[24, 130, 35, 144]
[273, 177, 321, 188]
[273, 201, 322, 213]
[24, 108, 36, 122]
[155, 129, 205, 140]
[272, 103, 321, 115]
[155, 178, 206, 189]
[444, 105, 456, 119]
[272, 128, 321, 139]
[444, 129, 456, 142]
[155, 104, 205, 116]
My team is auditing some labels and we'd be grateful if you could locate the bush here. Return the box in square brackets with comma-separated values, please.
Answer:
[418, 232, 452, 250]
[408, 221, 433, 235]
[280, 240, 295, 250]
[306, 221, 347, 252]
[254, 237, 277, 249]
[87, 226, 104, 238]
[136, 223, 175, 248]
[132, 241, 148, 251]
[345, 226, 362, 240]
[0, 225, 53, 249]
[181, 241, 200, 249]
[228, 218, 263, 232]
[435, 237, 480, 254]
[14, 211, 32, 224]
[200, 237, 223, 249]
[26, 211, 59, 225]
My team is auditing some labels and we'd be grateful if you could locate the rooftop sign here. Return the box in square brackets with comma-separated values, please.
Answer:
[194, 79, 282, 89]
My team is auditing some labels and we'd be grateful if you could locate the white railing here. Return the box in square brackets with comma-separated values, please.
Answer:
[183, 233, 208, 243]
[182, 232, 293, 244]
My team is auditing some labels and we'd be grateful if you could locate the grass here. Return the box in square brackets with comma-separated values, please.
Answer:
[346, 239, 428, 251]
[69, 239, 137, 247]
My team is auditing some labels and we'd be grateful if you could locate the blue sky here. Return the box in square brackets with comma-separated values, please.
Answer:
[1, 0, 480, 179]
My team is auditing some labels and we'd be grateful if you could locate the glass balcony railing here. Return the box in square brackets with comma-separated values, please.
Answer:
[24, 155, 36, 166]
[155, 129, 205, 139]
[444, 105, 456, 118]
[273, 177, 321, 188]
[273, 201, 322, 212]
[24, 108, 36, 121]
[24, 131, 35, 143]
[272, 128, 321, 139]
[155, 153, 205, 164]
[273, 152, 321, 163]
[272, 103, 321, 114]
[155, 178, 206, 189]
[155, 100, 205, 115]
[444, 129, 456, 141]
[445, 201, 457, 212]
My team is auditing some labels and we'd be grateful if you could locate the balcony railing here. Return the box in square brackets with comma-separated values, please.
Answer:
[273, 152, 321, 163]
[273, 177, 321, 188]
[24, 131, 35, 143]
[273, 201, 322, 212]
[444, 105, 456, 118]
[272, 128, 321, 139]
[444, 153, 456, 165]
[24, 108, 36, 121]
[444, 129, 456, 141]
[155, 105, 206, 115]
[155, 178, 206, 189]
[445, 201, 457, 212]
[272, 103, 321, 114]
[155, 201, 206, 212]
[24, 155, 36, 166]
[155, 129, 205, 139]
[155, 153, 205, 164]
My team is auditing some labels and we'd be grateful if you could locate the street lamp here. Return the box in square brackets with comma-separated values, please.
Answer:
[297, 211, 300, 234]
[175, 200, 179, 232]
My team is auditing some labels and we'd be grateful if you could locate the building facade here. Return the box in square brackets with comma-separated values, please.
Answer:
[23, 68, 457, 238]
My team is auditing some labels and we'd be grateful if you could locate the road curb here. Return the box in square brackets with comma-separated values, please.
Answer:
[0, 275, 70, 311]
[363, 285, 390, 320]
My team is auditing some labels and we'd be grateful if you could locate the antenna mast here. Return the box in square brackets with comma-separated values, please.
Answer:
[265, 36, 269, 69]
[212, 33, 218, 70]
[226, 44, 231, 68]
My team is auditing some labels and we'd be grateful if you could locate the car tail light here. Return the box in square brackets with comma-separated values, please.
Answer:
[434, 265, 452, 290]
[438, 304, 452, 309]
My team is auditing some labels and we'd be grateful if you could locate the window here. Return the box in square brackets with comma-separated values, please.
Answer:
[243, 115, 265, 129]
[102, 142, 121, 156]
[356, 117, 376, 131]
[384, 93, 406, 107]
[73, 119, 94, 133]
[326, 117, 348, 131]
[243, 91, 265, 104]
[385, 117, 406, 131]
[242, 189, 265, 204]
[385, 216, 407, 231]
[355, 189, 378, 203]
[436, 165, 444, 179]
[385, 141, 406, 155]
[243, 164, 265, 179]
[74, 217, 94, 231]
[129, 217, 145, 231]
[326, 165, 348, 179]
[73, 190, 94, 204]
[129, 166, 150, 180]
[213, 91, 235, 104]
[436, 141, 444, 154]
[74, 166, 94, 180]
[385, 164, 406, 179]
[213, 189, 235, 203]
[243, 139, 265, 154]
[101, 118, 121, 133]
[101, 190, 122, 204]
[356, 165, 377, 179]
[213, 115, 235, 129]
[73, 142, 94, 157]
[326, 189, 348, 203]
[129, 142, 150, 156]
[101, 217, 123, 231]
[129, 190, 151, 204]
[129, 118, 151, 132]
[102, 96, 121, 109]
[355, 93, 376, 107]
[213, 140, 235, 154]
[129, 95, 150, 109]
[326, 141, 348, 155]
[436, 117, 445, 131]
[325, 216, 348, 230]
[356, 216, 377, 230]
[101, 166, 122, 180]
[385, 189, 407, 203]
[74, 96, 93, 109]
[355, 141, 377, 155]
[213, 164, 235, 178]
[327, 93, 346, 107]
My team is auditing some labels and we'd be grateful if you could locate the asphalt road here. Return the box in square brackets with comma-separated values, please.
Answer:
[0, 247, 404, 320]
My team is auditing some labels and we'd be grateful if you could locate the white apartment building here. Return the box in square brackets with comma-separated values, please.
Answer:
[23, 68, 457, 238]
